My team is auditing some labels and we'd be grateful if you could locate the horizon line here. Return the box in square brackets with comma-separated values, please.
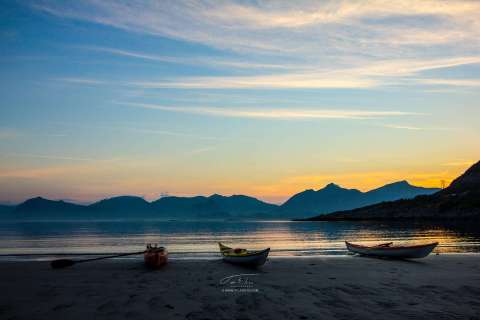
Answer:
[3, 179, 443, 207]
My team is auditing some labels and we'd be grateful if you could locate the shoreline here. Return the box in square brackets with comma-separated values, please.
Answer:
[1, 251, 479, 261]
[1, 255, 480, 319]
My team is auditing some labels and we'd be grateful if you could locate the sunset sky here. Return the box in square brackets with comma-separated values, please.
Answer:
[0, 0, 479, 204]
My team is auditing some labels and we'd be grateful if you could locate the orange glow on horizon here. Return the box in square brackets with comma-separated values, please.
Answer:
[3, 161, 471, 205]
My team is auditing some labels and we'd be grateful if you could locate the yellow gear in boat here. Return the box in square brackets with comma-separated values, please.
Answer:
[219, 243, 249, 256]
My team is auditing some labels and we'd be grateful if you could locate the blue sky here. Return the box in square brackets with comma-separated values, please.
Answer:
[0, 0, 479, 204]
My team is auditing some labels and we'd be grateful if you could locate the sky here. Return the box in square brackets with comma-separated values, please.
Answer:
[0, 0, 479, 204]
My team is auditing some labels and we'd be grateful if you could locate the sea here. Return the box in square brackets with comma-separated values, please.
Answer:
[1, 219, 480, 260]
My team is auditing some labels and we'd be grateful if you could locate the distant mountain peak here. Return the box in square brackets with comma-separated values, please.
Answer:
[26, 196, 61, 204]
[367, 180, 440, 196]
[89, 195, 150, 212]
[280, 178, 439, 218]
[382, 180, 413, 188]
[93, 195, 147, 202]
[14, 196, 85, 215]
[322, 183, 342, 190]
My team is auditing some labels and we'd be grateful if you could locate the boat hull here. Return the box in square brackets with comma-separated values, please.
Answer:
[346, 241, 438, 259]
[219, 243, 270, 267]
[222, 248, 270, 267]
[144, 247, 168, 268]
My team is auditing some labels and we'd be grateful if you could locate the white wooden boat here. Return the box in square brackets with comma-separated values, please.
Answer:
[346, 241, 438, 259]
[219, 243, 270, 267]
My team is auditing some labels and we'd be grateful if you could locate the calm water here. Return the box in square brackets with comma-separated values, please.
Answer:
[1, 219, 480, 259]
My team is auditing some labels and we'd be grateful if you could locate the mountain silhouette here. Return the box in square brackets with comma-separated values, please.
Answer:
[278, 183, 363, 217]
[14, 197, 86, 217]
[366, 180, 437, 202]
[3, 178, 444, 220]
[302, 161, 480, 221]
[9, 194, 277, 219]
[89, 196, 153, 215]
[441, 161, 480, 194]
[278, 181, 439, 218]
[152, 194, 277, 218]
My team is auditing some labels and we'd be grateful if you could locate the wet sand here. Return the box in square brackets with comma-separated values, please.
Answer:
[1, 255, 480, 319]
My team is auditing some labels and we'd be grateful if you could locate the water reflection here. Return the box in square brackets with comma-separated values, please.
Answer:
[0, 220, 479, 256]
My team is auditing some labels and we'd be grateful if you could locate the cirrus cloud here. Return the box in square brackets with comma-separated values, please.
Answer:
[118, 102, 421, 120]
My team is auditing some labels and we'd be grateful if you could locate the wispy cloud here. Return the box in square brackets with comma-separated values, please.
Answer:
[350, 57, 480, 77]
[126, 55, 480, 88]
[204, 1, 480, 30]
[383, 124, 425, 131]
[32, 0, 480, 56]
[81, 46, 292, 70]
[3, 153, 100, 162]
[31, 0, 480, 95]
[415, 78, 480, 87]
[56, 54, 480, 90]
[87, 45, 480, 79]
[47, 121, 224, 141]
[57, 78, 111, 86]
[58, 74, 376, 90]
[382, 124, 455, 131]
[119, 102, 419, 120]
[125, 127, 222, 141]
[129, 74, 377, 89]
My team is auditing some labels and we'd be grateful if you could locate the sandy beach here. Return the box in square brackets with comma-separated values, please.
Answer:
[1, 255, 480, 320]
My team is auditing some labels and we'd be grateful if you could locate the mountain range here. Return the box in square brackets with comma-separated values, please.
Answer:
[301, 160, 480, 221]
[11, 194, 277, 219]
[2, 179, 440, 219]
[277, 181, 439, 218]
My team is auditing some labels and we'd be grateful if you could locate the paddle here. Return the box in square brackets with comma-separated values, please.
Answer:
[50, 250, 146, 269]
